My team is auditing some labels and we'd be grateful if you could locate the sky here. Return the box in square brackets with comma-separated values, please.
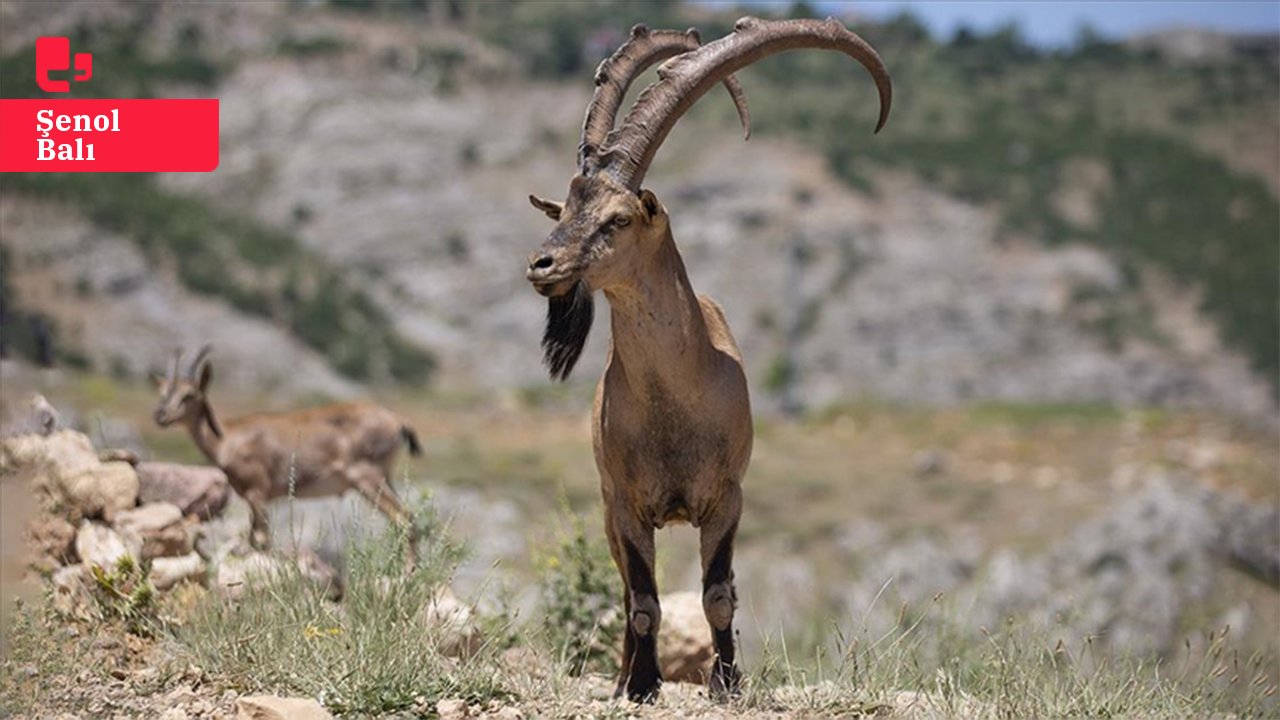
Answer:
[816, 1, 1280, 47]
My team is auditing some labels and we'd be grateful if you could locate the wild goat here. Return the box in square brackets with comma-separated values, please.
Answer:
[524, 18, 891, 701]
[152, 347, 422, 568]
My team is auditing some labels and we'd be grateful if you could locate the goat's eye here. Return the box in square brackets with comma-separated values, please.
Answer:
[612, 216, 630, 228]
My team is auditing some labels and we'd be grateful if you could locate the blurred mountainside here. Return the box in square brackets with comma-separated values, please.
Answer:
[0, 1, 1276, 418]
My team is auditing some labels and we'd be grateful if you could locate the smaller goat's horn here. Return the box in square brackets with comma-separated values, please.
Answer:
[167, 348, 182, 382]
[187, 345, 213, 379]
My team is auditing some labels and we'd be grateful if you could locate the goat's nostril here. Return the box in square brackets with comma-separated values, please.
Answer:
[531, 255, 555, 271]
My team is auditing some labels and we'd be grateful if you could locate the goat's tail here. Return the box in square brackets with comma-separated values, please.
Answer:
[400, 424, 423, 457]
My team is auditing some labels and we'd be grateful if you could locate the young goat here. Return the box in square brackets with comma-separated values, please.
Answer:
[524, 18, 891, 702]
[152, 347, 422, 568]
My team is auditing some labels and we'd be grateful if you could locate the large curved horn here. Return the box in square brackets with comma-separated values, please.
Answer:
[598, 16, 892, 190]
[580, 23, 750, 171]
[186, 344, 213, 379]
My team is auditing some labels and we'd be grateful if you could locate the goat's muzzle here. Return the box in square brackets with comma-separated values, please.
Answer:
[526, 251, 578, 298]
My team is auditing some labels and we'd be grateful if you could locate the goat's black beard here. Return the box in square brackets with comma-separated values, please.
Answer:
[542, 280, 594, 382]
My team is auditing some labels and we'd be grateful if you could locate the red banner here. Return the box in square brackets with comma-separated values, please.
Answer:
[0, 99, 219, 172]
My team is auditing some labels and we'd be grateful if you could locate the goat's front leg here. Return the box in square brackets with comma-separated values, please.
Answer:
[607, 508, 661, 703]
[700, 489, 742, 700]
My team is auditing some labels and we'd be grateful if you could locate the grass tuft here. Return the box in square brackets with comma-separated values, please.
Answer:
[173, 523, 504, 715]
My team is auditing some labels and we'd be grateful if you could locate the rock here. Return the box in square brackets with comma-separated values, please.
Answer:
[215, 551, 341, 600]
[423, 586, 479, 657]
[115, 502, 195, 559]
[158, 709, 189, 720]
[75, 521, 131, 570]
[889, 689, 989, 719]
[912, 449, 948, 477]
[215, 553, 286, 599]
[436, 698, 469, 720]
[50, 564, 91, 617]
[499, 646, 543, 672]
[164, 686, 199, 706]
[151, 552, 207, 590]
[1214, 492, 1280, 587]
[25, 515, 78, 572]
[235, 695, 332, 720]
[0, 430, 138, 522]
[136, 462, 230, 520]
[293, 546, 344, 601]
[98, 448, 140, 466]
[29, 394, 59, 436]
[194, 493, 254, 562]
[656, 591, 714, 684]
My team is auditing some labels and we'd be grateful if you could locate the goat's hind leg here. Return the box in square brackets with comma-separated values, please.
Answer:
[348, 463, 419, 572]
[244, 487, 272, 552]
[700, 495, 742, 701]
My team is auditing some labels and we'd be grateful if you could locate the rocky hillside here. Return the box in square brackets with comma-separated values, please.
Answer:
[0, 1, 1275, 420]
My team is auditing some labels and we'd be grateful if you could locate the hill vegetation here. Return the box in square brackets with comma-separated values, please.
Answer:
[0, 19, 434, 384]
[460, 1, 1280, 397]
[1, 0, 1275, 400]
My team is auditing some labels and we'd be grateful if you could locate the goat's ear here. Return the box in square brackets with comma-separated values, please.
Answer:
[528, 194, 563, 221]
[639, 188, 661, 220]
[197, 362, 213, 393]
[149, 372, 167, 391]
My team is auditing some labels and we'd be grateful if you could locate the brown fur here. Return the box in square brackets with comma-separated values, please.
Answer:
[527, 174, 750, 701]
[153, 352, 419, 569]
[524, 19, 891, 701]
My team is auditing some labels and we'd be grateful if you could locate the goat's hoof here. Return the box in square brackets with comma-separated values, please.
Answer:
[626, 682, 661, 704]
[708, 664, 741, 702]
[625, 669, 662, 704]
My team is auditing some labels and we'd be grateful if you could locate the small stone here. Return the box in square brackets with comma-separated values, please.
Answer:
[75, 521, 131, 570]
[436, 698, 469, 720]
[235, 695, 333, 720]
[135, 462, 230, 520]
[94, 636, 121, 650]
[655, 591, 714, 684]
[420, 587, 478, 657]
[158, 709, 189, 720]
[115, 502, 194, 560]
[51, 564, 91, 617]
[912, 449, 948, 477]
[151, 552, 207, 590]
[26, 515, 78, 571]
[215, 551, 341, 600]
[164, 686, 198, 706]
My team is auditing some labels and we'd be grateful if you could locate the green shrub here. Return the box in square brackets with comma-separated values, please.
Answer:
[1, 172, 437, 385]
[536, 508, 623, 676]
[88, 555, 158, 635]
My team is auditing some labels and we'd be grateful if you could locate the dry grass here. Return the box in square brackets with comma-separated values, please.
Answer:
[2, 374, 1277, 717]
[3, 509, 1276, 719]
